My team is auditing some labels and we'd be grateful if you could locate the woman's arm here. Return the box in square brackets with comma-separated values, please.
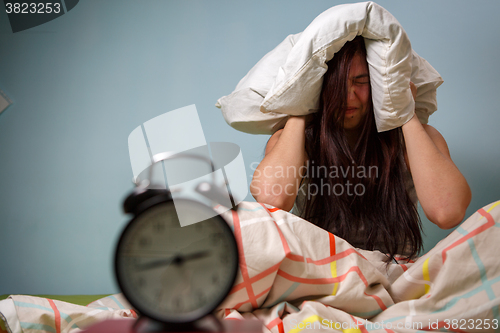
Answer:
[402, 83, 471, 229]
[250, 116, 308, 211]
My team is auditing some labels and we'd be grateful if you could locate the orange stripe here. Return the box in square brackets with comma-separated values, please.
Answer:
[267, 207, 281, 212]
[329, 232, 339, 295]
[441, 208, 495, 263]
[231, 210, 259, 309]
[47, 299, 60, 333]
[266, 317, 284, 332]
[329, 233, 336, 256]
[278, 321, 284, 333]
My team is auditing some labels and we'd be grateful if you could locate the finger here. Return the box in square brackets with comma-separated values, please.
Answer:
[409, 82, 417, 101]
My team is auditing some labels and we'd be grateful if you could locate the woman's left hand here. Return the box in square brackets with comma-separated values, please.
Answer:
[402, 82, 471, 229]
[410, 81, 417, 101]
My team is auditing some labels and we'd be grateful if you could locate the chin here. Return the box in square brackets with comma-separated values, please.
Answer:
[343, 122, 361, 130]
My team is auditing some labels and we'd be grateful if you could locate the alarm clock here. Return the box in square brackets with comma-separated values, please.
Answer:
[114, 153, 239, 332]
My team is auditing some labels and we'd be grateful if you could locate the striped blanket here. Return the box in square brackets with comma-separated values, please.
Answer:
[1, 200, 499, 333]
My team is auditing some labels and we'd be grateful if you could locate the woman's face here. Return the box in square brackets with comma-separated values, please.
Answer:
[343, 53, 371, 131]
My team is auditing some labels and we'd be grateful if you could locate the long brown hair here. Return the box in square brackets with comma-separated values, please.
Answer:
[302, 36, 422, 261]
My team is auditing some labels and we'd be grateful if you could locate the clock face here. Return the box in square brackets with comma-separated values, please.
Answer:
[115, 199, 238, 323]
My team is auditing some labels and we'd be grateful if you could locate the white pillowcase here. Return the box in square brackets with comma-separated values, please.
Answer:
[216, 1, 443, 135]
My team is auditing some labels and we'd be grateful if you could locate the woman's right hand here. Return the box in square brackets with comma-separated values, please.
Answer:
[250, 115, 309, 211]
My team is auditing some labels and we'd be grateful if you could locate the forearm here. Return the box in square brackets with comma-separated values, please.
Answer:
[250, 116, 308, 210]
[402, 116, 471, 228]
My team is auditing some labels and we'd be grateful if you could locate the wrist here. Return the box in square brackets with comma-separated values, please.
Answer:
[284, 115, 307, 130]
[402, 113, 419, 129]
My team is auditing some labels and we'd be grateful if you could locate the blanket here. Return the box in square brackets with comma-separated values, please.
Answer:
[1, 200, 499, 333]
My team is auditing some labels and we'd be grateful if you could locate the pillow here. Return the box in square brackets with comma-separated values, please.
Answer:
[216, 1, 443, 135]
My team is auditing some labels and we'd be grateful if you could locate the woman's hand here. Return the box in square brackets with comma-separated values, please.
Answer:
[410, 81, 417, 101]
[250, 116, 309, 211]
[402, 82, 471, 229]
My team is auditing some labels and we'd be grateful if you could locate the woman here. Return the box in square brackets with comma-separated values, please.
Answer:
[250, 36, 471, 261]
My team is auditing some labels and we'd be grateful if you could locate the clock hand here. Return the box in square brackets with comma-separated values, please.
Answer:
[136, 250, 211, 270]
[177, 250, 211, 263]
[136, 256, 176, 271]
[171, 250, 211, 266]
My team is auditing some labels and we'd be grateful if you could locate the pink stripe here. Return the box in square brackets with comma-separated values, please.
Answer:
[47, 299, 60, 333]
[394, 256, 414, 263]
[349, 315, 369, 333]
[230, 262, 281, 294]
[231, 210, 259, 309]
[277, 266, 368, 286]
[287, 248, 365, 265]
[230, 248, 365, 293]
[442, 208, 495, 263]
[260, 203, 291, 255]
[234, 287, 272, 310]
[363, 292, 387, 311]
[250, 262, 281, 282]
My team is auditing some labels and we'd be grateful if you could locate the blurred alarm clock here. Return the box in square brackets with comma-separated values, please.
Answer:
[114, 153, 239, 332]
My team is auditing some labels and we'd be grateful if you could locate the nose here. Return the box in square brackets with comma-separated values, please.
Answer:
[347, 82, 357, 102]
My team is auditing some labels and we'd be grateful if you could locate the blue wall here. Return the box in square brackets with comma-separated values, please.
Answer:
[1, 0, 499, 295]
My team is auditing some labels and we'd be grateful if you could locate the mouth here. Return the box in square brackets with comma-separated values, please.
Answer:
[345, 107, 357, 115]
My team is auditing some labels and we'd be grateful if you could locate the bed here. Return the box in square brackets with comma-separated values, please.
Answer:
[2, 199, 500, 333]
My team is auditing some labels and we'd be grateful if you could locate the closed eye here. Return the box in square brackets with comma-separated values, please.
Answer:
[354, 79, 370, 85]
[351, 74, 369, 85]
